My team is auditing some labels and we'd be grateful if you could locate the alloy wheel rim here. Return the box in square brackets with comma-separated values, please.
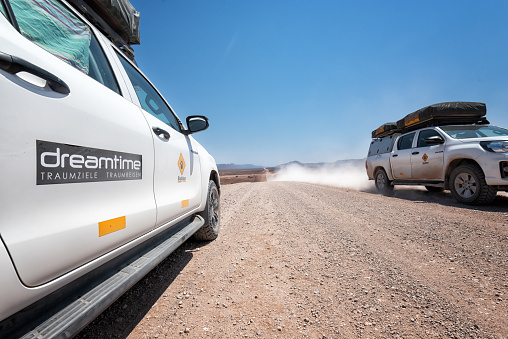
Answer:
[377, 173, 386, 189]
[210, 189, 220, 231]
[454, 172, 477, 198]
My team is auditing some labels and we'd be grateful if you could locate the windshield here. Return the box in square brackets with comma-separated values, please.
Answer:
[440, 125, 508, 139]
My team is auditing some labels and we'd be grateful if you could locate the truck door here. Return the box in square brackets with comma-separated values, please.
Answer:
[410, 129, 445, 180]
[390, 132, 416, 179]
[116, 54, 203, 227]
[0, 2, 156, 287]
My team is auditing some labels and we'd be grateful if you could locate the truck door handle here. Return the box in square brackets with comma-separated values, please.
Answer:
[412, 151, 420, 155]
[0, 51, 70, 94]
[392, 154, 398, 157]
[152, 127, 170, 139]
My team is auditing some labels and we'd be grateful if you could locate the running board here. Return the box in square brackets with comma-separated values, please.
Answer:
[3, 216, 204, 339]
[392, 180, 444, 187]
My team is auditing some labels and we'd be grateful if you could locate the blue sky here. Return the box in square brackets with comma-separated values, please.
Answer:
[129, 0, 508, 167]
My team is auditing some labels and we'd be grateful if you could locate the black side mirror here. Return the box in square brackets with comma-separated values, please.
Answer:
[183, 115, 209, 135]
[425, 136, 444, 145]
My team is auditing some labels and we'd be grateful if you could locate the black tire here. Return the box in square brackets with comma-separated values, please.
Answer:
[425, 186, 444, 192]
[374, 169, 393, 195]
[193, 180, 220, 241]
[449, 164, 497, 205]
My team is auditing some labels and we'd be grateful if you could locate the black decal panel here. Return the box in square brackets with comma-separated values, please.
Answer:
[36, 140, 142, 185]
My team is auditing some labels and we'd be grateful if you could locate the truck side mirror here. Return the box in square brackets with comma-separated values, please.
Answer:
[425, 136, 444, 145]
[183, 115, 209, 135]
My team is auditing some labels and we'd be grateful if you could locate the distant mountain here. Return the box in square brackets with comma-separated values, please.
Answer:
[217, 163, 265, 171]
[276, 161, 305, 168]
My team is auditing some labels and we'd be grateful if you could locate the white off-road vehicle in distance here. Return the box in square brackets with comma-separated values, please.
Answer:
[0, 0, 220, 337]
[366, 102, 508, 205]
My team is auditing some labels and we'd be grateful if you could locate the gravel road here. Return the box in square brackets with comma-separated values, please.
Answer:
[77, 181, 508, 338]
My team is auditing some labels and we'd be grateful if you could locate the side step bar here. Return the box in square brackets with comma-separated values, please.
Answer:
[392, 180, 444, 187]
[2, 216, 204, 339]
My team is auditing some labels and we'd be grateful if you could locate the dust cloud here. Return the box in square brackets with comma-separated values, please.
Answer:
[271, 161, 375, 192]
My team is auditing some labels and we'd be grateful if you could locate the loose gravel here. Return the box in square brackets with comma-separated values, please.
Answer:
[76, 181, 508, 338]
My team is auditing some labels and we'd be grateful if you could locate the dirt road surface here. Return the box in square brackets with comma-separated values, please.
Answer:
[77, 182, 508, 338]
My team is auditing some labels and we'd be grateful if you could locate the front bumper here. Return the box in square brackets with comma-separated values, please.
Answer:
[477, 152, 508, 185]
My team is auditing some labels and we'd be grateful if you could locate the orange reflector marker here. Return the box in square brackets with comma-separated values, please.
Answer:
[99, 216, 126, 237]
[181, 199, 189, 208]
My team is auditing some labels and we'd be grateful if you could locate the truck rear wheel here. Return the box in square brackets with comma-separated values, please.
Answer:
[375, 169, 393, 195]
[194, 180, 220, 241]
[449, 164, 496, 205]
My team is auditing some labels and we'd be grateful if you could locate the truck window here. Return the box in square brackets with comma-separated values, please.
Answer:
[0, 2, 6, 18]
[440, 125, 508, 139]
[8, 0, 120, 94]
[417, 129, 442, 147]
[117, 52, 181, 132]
[397, 132, 415, 150]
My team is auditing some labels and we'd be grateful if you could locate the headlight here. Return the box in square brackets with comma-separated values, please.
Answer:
[480, 141, 508, 153]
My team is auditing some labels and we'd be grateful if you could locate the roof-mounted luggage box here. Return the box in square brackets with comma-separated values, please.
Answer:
[372, 122, 398, 138]
[67, 0, 140, 61]
[396, 102, 488, 132]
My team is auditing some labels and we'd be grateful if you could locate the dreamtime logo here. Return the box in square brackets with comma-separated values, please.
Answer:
[36, 140, 142, 185]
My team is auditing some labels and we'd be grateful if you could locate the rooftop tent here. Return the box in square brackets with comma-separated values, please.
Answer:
[67, 0, 140, 60]
[371, 102, 488, 140]
[396, 102, 487, 131]
[371, 122, 398, 138]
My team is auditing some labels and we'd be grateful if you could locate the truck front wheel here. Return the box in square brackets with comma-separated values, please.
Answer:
[449, 164, 496, 205]
[375, 169, 393, 195]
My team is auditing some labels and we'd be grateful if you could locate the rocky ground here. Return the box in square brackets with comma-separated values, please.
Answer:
[76, 181, 508, 338]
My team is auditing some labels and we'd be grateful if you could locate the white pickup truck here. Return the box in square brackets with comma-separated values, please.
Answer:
[366, 102, 508, 205]
[0, 0, 220, 337]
